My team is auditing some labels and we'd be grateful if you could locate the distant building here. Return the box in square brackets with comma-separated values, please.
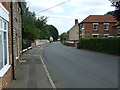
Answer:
[68, 19, 79, 41]
[79, 15, 119, 38]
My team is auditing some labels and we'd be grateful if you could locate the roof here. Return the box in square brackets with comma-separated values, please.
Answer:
[81, 15, 117, 23]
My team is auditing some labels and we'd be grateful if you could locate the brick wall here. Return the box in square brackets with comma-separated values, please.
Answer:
[1, 67, 12, 89]
[1, 2, 10, 11]
[12, 2, 22, 62]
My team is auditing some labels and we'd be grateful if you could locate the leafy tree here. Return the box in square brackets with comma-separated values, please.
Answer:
[109, 0, 120, 21]
[60, 32, 68, 41]
[21, 2, 36, 26]
[21, 1, 59, 41]
[22, 25, 41, 40]
[34, 17, 50, 39]
[105, 11, 115, 15]
[46, 25, 59, 41]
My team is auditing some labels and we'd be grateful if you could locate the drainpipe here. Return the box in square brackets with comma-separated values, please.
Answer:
[10, 2, 16, 80]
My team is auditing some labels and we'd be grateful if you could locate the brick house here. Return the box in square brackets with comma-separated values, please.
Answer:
[0, 2, 22, 89]
[115, 21, 120, 36]
[79, 15, 120, 38]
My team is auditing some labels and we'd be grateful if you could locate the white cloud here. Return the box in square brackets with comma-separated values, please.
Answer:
[28, 0, 64, 13]
[51, 7, 64, 13]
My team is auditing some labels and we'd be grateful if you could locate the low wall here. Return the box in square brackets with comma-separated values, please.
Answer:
[35, 40, 49, 46]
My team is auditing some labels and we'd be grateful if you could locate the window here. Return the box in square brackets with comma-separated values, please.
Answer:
[0, 18, 8, 70]
[93, 23, 98, 31]
[92, 34, 99, 38]
[104, 34, 109, 38]
[3, 21, 7, 30]
[118, 26, 120, 34]
[104, 23, 109, 31]
[0, 32, 3, 69]
[93, 35, 98, 37]
[0, 19, 2, 29]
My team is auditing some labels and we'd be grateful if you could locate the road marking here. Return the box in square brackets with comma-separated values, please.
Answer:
[40, 55, 56, 89]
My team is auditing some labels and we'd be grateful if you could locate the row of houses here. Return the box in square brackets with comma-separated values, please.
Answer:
[0, 2, 22, 89]
[68, 15, 120, 41]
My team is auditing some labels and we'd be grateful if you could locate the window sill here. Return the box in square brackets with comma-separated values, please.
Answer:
[93, 30, 98, 31]
[104, 29, 109, 31]
[0, 65, 11, 77]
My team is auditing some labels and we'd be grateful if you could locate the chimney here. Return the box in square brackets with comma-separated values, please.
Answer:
[75, 19, 78, 25]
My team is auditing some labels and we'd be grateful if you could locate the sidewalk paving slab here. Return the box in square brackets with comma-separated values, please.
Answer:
[8, 47, 51, 88]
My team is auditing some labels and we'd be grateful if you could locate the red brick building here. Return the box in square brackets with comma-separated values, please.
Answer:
[0, 2, 22, 89]
[79, 15, 120, 38]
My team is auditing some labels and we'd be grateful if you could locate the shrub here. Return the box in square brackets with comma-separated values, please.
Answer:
[80, 38, 120, 55]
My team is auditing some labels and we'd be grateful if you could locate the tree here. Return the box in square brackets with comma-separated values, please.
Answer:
[60, 32, 68, 41]
[109, 0, 120, 21]
[46, 25, 59, 41]
[21, 1, 59, 41]
[105, 11, 115, 15]
[22, 25, 41, 40]
[21, 2, 36, 26]
[34, 17, 50, 39]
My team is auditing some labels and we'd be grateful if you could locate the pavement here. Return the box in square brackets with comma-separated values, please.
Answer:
[9, 46, 52, 88]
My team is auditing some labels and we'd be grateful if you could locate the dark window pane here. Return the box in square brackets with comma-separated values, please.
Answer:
[0, 32, 3, 69]
[4, 32, 7, 65]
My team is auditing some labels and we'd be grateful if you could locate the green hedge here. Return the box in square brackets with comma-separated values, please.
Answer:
[80, 38, 120, 55]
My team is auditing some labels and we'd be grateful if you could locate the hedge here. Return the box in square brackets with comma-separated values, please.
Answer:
[80, 38, 120, 55]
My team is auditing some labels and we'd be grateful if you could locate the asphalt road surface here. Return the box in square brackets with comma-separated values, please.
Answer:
[42, 42, 118, 88]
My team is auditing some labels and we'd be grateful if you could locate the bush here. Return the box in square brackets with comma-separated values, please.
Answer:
[22, 39, 32, 50]
[80, 38, 120, 55]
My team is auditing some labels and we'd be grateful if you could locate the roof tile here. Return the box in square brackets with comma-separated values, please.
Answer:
[81, 15, 117, 23]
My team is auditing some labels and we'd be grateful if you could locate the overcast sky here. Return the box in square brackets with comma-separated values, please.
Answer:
[27, 0, 115, 34]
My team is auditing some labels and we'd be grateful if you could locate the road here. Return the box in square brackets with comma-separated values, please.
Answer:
[41, 42, 118, 88]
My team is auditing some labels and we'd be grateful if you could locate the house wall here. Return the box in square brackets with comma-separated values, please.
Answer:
[0, 2, 22, 89]
[0, 2, 12, 89]
[12, 2, 22, 62]
[81, 23, 118, 38]
[68, 24, 79, 41]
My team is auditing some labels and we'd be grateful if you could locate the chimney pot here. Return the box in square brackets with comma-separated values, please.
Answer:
[75, 19, 78, 25]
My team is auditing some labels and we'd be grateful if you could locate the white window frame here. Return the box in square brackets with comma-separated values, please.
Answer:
[0, 3, 10, 77]
[92, 34, 99, 37]
[93, 23, 98, 31]
[0, 17, 10, 77]
[0, 19, 2, 29]
[104, 23, 109, 31]
[117, 36, 120, 38]
[104, 34, 109, 38]
[108, 36, 114, 38]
